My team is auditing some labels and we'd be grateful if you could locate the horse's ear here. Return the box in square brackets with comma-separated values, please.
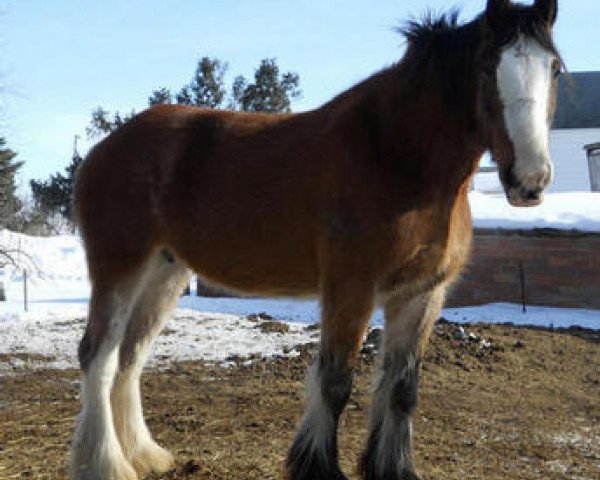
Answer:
[485, 0, 510, 29]
[534, 0, 558, 26]
[486, 0, 510, 17]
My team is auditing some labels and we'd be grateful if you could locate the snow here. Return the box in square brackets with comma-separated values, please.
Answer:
[0, 306, 316, 370]
[0, 229, 91, 310]
[0, 229, 88, 279]
[470, 191, 600, 232]
[2, 294, 597, 372]
[179, 296, 600, 331]
[441, 303, 599, 330]
[472, 171, 503, 194]
[1, 211, 599, 372]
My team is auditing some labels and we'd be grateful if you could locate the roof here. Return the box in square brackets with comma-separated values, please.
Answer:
[553, 72, 600, 129]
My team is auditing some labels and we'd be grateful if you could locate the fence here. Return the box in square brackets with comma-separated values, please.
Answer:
[446, 228, 600, 310]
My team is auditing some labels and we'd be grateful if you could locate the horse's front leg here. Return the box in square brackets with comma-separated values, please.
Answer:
[287, 276, 375, 480]
[360, 287, 445, 480]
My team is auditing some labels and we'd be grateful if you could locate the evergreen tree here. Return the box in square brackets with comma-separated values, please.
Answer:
[86, 107, 135, 139]
[175, 86, 193, 106]
[0, 137, 23, 228]
[30, 150, 83, 221]
[87, 56, 301, 139]
[148, 87, 173, 106]
[177, 57, 228, 108]
[232, 58, 301, 113]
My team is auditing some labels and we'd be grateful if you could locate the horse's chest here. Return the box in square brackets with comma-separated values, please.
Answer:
[379, 199, 472, 295]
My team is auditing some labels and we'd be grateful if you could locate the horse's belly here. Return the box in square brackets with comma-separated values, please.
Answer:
[166, 224, 320, 297]
[190, 254, 320, 297]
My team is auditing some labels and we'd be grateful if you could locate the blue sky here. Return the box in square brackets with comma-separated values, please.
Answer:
[3, 0, 600, 186]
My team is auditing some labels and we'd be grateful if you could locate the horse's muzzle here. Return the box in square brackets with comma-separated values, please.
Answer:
[500, 162, 552, 208]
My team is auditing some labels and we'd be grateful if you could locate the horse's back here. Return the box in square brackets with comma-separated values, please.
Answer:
[157, 107, 324, 294]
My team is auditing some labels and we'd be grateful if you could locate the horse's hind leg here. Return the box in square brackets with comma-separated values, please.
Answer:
[71, 269, 150, 480]
[111, 251, 190, 477]
[360, 286, 445, 480]
[287, 275, 375, 480]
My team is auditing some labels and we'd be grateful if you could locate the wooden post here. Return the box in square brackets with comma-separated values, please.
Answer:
[23, 269, 28, 312]
[0, 280, 5, 301]
[518, 260, 527, 313]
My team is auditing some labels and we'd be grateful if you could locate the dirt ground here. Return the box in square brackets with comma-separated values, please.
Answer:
[1, 321, 599, 480]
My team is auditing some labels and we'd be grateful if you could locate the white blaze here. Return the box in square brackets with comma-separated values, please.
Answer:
[496, 36, 555, 189]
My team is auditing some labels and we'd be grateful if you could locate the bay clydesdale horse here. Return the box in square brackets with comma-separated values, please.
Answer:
[71, 1, 561, 479]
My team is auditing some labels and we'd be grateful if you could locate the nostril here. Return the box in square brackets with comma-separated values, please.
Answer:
[528, 166, 552, 190]
[525, 189, 541, 200]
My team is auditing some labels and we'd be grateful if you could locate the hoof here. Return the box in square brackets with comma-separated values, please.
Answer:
[70, 450, 138, 480]
[286, 423, 347, 480]
[360, 462, 420, 480]
[286, 466, 348, 480]
[71, 427, 138, 480]
[401, 470, 421, 480]
[130, 441, 174, 477]
[286, 449, 347, 480]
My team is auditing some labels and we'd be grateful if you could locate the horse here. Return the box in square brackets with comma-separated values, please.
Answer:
[70, 1, 562, 479]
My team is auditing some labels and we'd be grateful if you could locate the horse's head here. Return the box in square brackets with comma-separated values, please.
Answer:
[478, 0, 561, 207]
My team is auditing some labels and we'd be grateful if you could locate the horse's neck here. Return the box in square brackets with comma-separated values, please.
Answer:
[318, 55, 484, 196]
[408, 94, 481, 172]
[369, 80, 484, 196]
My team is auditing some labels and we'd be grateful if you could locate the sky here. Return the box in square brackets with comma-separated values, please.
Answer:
[2, 0, 600, 187]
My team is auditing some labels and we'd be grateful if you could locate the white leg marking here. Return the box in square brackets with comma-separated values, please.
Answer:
[112, 259, 189, 475]
[363, 289, 443, 476]
[296, 362, 335, 459]
[71, 261, 160, 480]
[71, 303, 138, 480]
[373, 355, 417, 477]
[112, 368, 174, 475]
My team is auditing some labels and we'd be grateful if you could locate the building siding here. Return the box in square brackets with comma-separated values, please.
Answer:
[472, 128, 600, 193]
[549, 128, 600, 191]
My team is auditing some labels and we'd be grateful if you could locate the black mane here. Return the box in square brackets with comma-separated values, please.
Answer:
[398, 10, 462, 44]
[394, 11, 483, 118]
[399, 6, 561, 59]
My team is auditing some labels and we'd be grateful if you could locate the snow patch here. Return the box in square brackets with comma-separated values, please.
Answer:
[470, 191, 600, 232]
[0, 307, 316, 372]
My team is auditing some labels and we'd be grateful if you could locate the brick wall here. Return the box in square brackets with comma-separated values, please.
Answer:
[446, 228, 600, 310]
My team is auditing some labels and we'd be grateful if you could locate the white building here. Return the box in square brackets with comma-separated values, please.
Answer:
[474, 71, 600, 193]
